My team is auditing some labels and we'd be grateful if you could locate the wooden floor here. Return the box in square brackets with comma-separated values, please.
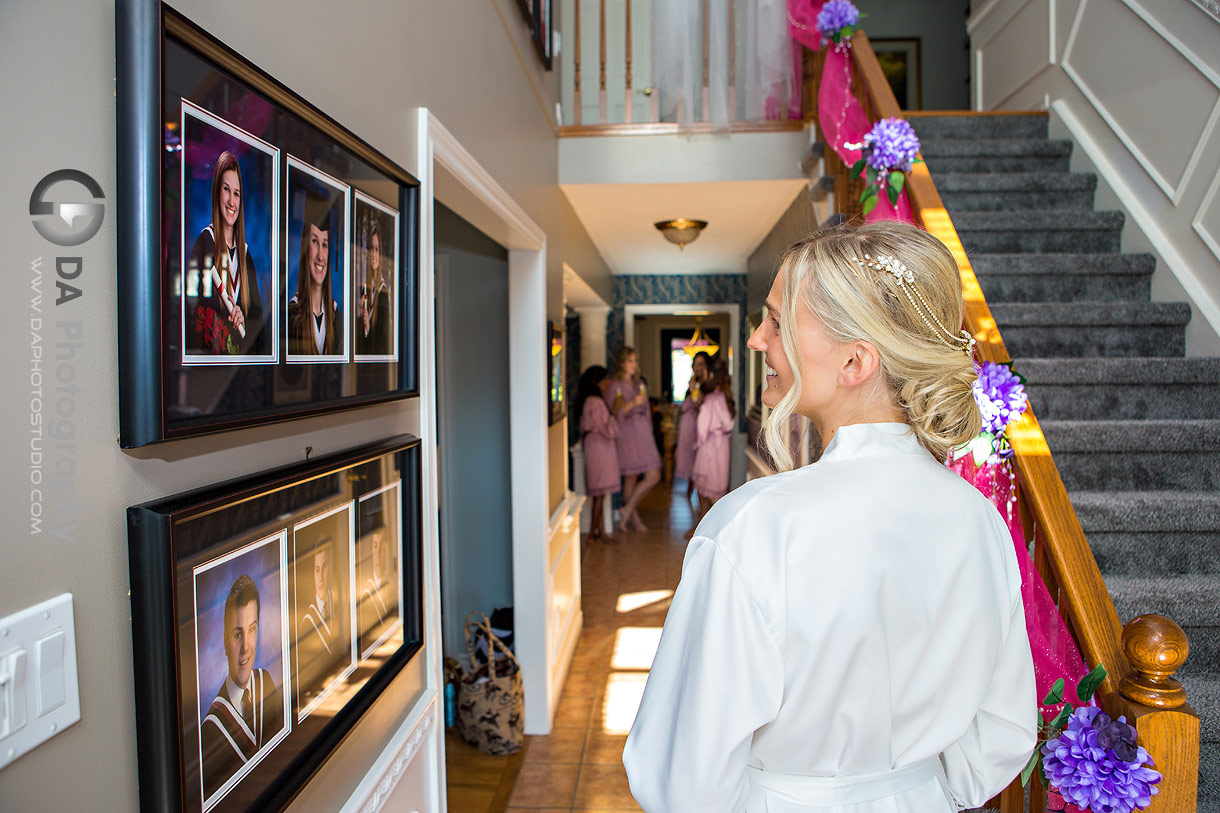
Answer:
[445, 482, 695, 812]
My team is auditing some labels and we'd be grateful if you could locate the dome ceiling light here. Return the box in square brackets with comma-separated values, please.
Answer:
[654, 218, 708, 251]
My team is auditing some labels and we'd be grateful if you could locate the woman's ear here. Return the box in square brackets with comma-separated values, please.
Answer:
[840, 340, 882, 388]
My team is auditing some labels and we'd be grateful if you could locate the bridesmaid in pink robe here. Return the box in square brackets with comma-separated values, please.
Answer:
[605, 347, 662, 533]
[579, 365, 620, 541]
[691, 357, 735, 522]
[674, 351, 711, 501]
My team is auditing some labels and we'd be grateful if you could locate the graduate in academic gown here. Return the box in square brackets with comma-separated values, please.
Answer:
[200, 575, 283, 800]
[623, 222, 1036, 812]
[186, 151, 268, 356]
[288, 195, 343, 357]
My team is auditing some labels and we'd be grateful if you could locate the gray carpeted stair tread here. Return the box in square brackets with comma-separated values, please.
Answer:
[991, 302, 1190, 327]
[995, 303, 1188, 357]
[935, 172, 1096, 193]
[1105, 573, 1219, 627]
[1089, 531, 1220, 576]
[969, 253, 1155, 277]
[920, 138, 1072, 158]
[953, 210, 1125, 232]
[908, 114, 1048, 140]
[921, 139, 1072, 173]
[1040, 419, 1220, 451]
[1070, 490, 1220, 532]
[971, 253, 1154, 303]
[1202, 744, 1220, 813]
[1017, 357, 1220, 385]
[955, 211, 1124, 253]
[1186, 673, 1220, 742]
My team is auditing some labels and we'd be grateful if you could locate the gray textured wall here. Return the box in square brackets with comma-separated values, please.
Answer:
[435, 203, 514, 663]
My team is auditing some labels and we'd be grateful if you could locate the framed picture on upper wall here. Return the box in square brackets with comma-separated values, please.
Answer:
[117, 1, 420, 447]
[870, 38, 922, 111]
[128, 436, 423, 813]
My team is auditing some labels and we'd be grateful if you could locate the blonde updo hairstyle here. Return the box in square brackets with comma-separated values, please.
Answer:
[762, 221, 980, 469]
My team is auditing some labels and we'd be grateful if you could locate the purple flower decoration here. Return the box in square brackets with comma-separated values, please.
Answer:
[816, 0, 860, 43]
[972, 361, 1028, 436]
[863, 117, 921, 174]
[1043, 706, 1161, 813]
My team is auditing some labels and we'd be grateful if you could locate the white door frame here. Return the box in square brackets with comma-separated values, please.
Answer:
[624, 302, 742, 373]
[420, 111, 554, 736]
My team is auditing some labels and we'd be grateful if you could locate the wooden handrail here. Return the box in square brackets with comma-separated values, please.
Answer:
[832, 29, 1201, 813]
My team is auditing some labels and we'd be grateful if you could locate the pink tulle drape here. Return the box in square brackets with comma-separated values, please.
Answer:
[864, 188, 914, 223]
[816, 42, 916, 224]
[948, 455, 1090, 713]
[786, 0, 823, 51]
[818, 45, 866, 166]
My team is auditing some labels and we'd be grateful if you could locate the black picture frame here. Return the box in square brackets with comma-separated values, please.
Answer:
[128, 436, 423, 813]
[117, 1, 421, 448]
[548, 322, 565, 425]
[514, 0, 553, 70]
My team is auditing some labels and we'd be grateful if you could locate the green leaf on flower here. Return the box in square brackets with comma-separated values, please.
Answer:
[889, 171, 905, 194]
[886, 184, 899, 206]
[1042, 678, 1065, 706]
[859, 185, 877, 202]
[862, 194, 879, 215]
[1049, 702, 1074, 728]
[911, 156, 924, 164]
[850, 158, 866, 180]
[1038, 760, 1048, 790]
[866, 166, 877, 186]
[1076, 663, 1107, 703]
[1020, 749, 1040, 786]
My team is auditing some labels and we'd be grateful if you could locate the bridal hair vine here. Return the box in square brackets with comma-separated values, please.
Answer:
[850, 253, 977, 355]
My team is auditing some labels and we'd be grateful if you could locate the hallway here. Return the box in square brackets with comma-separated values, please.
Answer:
[447, 480, 697, 811]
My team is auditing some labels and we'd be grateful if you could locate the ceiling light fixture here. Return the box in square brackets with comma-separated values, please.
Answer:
[654, 218, 708, 251]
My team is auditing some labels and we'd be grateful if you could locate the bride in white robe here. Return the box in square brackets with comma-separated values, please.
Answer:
[623, 222, 1037, 812]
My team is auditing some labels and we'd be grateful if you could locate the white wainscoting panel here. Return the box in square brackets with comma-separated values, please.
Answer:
[1062, 0, 1220, 202]
[975, 0, 1053, 109]
[342, 698, 439, 813]
[1194, 170, 1220, 260]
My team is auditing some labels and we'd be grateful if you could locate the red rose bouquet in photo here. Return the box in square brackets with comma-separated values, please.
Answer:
[194, 304, 240, 355]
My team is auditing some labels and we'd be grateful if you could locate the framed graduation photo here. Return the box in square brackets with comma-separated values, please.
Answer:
[117, 1, 420, 447]
[128, 436, 423, 813]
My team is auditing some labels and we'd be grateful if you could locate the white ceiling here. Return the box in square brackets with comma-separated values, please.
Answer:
[560, 179, 807, 275]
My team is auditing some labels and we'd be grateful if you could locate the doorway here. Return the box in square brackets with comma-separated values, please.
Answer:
[434, 201, 513, 662]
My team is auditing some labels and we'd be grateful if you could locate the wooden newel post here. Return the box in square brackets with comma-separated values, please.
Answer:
[1115, 614, 1199, 812]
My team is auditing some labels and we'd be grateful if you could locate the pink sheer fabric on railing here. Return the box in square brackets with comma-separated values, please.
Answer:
[948, 455, 1090, 713]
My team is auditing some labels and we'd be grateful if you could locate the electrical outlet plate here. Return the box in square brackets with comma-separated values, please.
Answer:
[0, 594, 80, 770]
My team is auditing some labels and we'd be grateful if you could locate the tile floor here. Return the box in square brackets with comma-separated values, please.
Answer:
[446, 481, 697, 812]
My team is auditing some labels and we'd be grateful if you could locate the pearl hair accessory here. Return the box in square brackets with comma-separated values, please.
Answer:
[850, 253, 977, 356]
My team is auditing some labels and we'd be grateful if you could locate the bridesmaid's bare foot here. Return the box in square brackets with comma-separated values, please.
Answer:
[630, 513, 649, 533]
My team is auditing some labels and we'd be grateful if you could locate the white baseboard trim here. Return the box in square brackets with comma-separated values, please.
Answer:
[341, 692, 439, 813]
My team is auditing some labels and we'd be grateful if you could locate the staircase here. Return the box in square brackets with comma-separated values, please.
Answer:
[911, 113, 1219, 809]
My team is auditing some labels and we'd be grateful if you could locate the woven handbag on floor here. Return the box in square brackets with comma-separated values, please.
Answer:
[456, 611, 524, 755]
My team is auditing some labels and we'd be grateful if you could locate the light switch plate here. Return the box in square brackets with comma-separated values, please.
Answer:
[0, 594, 79, 770]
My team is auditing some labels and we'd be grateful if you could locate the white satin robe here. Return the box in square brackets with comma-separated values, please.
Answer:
[623, 422, 1036, 812]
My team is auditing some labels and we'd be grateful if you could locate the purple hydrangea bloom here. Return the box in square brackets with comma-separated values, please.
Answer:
[972, 361, 1028, 435]
[1043, 706, 1162, 813]
[863, 117, 921, 173]
[816, 0, 859, 40]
